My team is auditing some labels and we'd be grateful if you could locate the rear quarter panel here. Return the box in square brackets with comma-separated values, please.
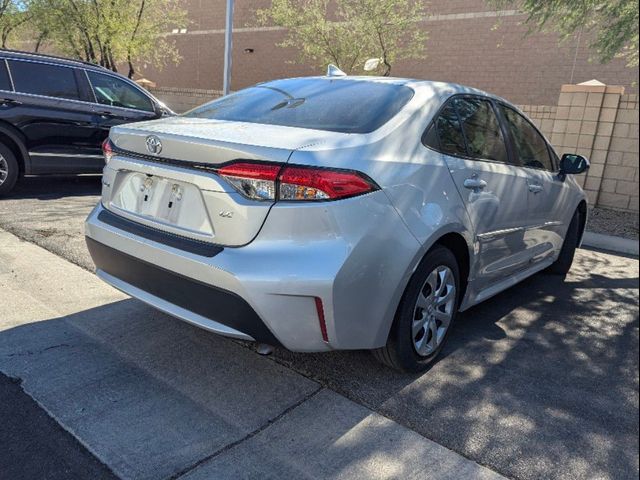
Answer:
[288, 104, 476, 342]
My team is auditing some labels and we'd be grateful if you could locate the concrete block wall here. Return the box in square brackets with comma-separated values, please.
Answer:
[149, 87, 223, 113]
[547, 84, 638, 212]
[600, 94, 639, 211]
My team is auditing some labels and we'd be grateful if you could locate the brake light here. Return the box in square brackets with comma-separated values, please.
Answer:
[218, 161, 377, 201]
[279, 166, 376, 201]
[102, 138, 114, 164]
[218, 162, 281, 200]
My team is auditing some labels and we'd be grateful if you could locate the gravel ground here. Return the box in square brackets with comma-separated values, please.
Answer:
[589, 206, 639, 241]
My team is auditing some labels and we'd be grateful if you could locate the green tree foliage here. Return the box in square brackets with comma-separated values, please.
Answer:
[0, 1, 31, 48]
[27, 0, 188, 78]
[256, 0, 427, 75]
[490, 0, 639, 67]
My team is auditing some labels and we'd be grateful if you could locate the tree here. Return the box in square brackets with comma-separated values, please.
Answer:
[0, 0, 31, 48]
[28, 0, 188, 78]
[256, 0, 427, 76]
[489, 0, 639, 67]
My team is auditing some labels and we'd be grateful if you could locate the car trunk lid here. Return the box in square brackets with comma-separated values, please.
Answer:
[101, 118, 342, 247]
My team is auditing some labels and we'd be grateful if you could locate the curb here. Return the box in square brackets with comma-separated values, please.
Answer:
[582, 232, 639, 256]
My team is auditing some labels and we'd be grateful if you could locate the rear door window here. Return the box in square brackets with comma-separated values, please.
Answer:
[428, 102, 467, 156]
[8, 60, 80, 100]
[499, 105, 554, 171]
[454, 97, 508, 163]
[87, 71, 154, 112]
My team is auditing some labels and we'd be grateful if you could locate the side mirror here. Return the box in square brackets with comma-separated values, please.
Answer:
[560, 153, 590, 175]
[154, 101, 175, 117]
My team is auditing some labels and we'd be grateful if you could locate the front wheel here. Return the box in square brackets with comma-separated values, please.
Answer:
[373, 246, 460, 372]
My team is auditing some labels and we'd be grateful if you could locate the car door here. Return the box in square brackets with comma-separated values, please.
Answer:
[426, 95, 532, 288]
[5, 59, 103, 174]
[497, 104, 572, 264]
[84, 70, 159, 144]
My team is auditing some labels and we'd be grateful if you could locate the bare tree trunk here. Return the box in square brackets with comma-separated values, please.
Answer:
[34, 31, 48, 52]
[127, 0, 147, 79]
[68, 0, 98, 62]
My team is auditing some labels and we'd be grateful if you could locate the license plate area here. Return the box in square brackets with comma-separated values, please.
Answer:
[109, 171, 213, 237]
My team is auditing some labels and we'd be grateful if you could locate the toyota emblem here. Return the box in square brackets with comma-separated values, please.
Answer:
[145, 135, 162, 155]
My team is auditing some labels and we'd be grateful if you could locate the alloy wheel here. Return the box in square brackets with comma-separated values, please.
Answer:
[412, 265, 456, 356]
[0, 155, 7, 186]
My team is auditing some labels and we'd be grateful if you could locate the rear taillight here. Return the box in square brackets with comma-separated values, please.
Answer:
[102, 138, 114, 164]
[218, 161, 378, 202]
[279, 166, 376, 201]
[218, 162, 281, 201]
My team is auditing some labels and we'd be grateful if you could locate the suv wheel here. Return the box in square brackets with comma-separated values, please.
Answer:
[0, 143, 19, 196]
[373, 245, 460, 372]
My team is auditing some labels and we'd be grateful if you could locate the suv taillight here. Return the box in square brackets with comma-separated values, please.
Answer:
[218, 162, 378, 201]
[102, 138, 114, 164]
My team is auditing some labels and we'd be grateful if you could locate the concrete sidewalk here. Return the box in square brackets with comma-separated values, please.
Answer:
[0, 229, 503, 480]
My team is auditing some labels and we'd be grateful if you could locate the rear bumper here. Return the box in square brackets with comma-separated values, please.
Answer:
[86, 237, 281, 346]
[85, 195, 420, 352]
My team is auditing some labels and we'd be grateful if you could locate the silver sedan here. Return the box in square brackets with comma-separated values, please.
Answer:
[85, 75, 589, 372]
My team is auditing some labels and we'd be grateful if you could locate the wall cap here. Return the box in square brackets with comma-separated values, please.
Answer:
[561, 83, 625, 95]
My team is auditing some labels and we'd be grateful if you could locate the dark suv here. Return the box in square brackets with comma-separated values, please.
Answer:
[0, 50, 173, 195]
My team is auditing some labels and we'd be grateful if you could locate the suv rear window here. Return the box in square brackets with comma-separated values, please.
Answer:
[8, 60, 80, 100]
[184, 78, 414, 134]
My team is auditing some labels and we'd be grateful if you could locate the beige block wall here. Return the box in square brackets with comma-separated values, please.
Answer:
[599, 94, 639, 211]
[149, 87, 222, 113]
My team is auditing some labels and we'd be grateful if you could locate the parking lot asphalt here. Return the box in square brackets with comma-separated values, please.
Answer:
[0, 372, 117, 480]
[0, 175, 101, 270]
[1, 176, 639, 480]
[0, 228, 502, 480]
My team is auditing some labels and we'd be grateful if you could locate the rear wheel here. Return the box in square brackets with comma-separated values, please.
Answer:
[0, 143, 19, 196]
[373, 246, 460, 372]
[546, 210, 580, 276]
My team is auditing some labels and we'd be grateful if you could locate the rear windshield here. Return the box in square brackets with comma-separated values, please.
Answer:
[183, 78, 414, 134]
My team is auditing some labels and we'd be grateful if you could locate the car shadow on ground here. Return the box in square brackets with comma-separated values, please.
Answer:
[7, 175, 102, 200]
[269, 250, 639, 480]
[0, 250, 637, 480]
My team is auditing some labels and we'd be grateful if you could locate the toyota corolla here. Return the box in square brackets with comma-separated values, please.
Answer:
[84, 75, 589, 371]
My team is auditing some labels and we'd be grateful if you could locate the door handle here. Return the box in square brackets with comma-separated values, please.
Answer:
[463, 177, 487, 191]
[528, 183, 543, 194]
[97, 111, 117, 118]
[0, 98, 22, 106]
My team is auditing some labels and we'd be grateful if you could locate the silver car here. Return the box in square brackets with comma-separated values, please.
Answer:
[85, 76, 589, 372]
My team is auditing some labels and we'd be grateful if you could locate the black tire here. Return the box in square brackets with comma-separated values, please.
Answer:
[546, 210, 580, 276]
[373, 245, 461, 373]
[0, 143, 19, 196]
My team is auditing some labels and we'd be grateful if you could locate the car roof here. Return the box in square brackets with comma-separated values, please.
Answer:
[0, 49, 108, 72]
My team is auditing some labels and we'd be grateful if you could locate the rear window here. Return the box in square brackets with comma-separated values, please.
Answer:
[184, 78, 414, 134]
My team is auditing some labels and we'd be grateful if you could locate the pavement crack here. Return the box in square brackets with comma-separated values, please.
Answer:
[6, 343, 71, 357]
[168, 385, 323, 480]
